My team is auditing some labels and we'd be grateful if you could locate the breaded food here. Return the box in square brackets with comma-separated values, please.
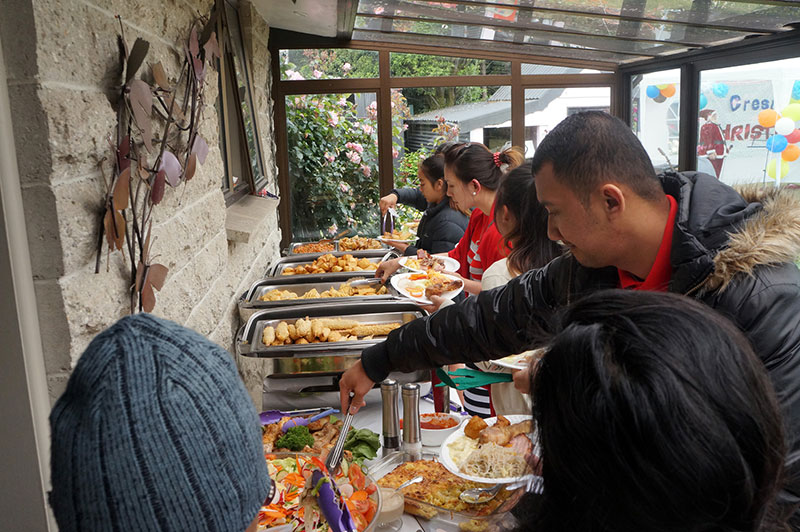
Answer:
[262, 326, 276, 346]
[275, 321, 289, 342]
[314, 318, 360, 330]
[464, 416, 488, 440]
[377, 460, 511, 517]
[281, 254, 379, 275]
[348, 323, 401, 337]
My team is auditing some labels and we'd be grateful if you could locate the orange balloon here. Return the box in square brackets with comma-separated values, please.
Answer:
[783, 144, 800, 162]
[661, 85, 676, 98]
[758, 109, 779, 128]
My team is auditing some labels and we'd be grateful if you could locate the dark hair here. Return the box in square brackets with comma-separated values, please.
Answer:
[526, 290, 786, 532]
[531, 111, 662, 203]
[434, 141, 465, 156]
[444, 142, 525, 191]
[495, 162, 562, 275]
[419, 153, 460, 211]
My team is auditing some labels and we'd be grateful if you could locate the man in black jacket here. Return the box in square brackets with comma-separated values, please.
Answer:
[340, 112, 800, 519]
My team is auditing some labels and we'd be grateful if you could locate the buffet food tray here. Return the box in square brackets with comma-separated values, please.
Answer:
[236, 301, 424, 377]
[288, 239, 388, 254]
[368, 451, 523, 532]
[238, 274, 401, 321]
[266, 250, 395, 277]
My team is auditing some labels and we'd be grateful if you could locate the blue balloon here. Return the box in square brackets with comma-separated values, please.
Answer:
[766, 135, 788, 153]
[712, 83, 729, 98]
[646, 85, 660, 99]
[792, 80, 800, 100]
[699, 94, 708, 110]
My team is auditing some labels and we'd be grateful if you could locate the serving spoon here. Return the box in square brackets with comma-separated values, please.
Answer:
[459, 476, 543, 504]
[395, 475, 424, 491]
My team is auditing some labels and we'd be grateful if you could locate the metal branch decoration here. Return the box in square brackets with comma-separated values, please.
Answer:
[97, 14, 219, 313]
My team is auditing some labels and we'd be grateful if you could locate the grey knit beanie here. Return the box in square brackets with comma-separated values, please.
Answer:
[49, 313, 268, 531]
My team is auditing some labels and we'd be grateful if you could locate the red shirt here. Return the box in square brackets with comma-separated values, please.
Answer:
[448, 204, 506, 281]
[617, 195, 678, 292]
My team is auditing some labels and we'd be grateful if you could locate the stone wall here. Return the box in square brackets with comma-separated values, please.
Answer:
[2, 0, 281, 404]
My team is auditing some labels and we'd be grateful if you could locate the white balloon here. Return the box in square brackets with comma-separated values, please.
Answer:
[775, 116, 796, 136]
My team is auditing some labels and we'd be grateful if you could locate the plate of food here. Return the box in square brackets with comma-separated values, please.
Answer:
[398, 250, 460, 273]
[390, 271, 463, 305]
[259, 453, 380, 532]
[440, 415, 536, 484]
[491, 348, 547, 371]
[378, 229, 416, 244]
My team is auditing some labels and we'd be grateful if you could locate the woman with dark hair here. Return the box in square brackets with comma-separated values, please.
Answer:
[378, 152, 468, 255]
[517, 290, 786, 532]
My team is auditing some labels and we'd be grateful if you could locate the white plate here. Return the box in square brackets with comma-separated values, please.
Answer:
[398, 255, 460, 273]
[492, 348, 547, 371]
[439, 414, 535, 484]
[390, 272, 463, 305]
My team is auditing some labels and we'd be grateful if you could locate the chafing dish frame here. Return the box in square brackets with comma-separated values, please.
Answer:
[266, 249, 396, 277]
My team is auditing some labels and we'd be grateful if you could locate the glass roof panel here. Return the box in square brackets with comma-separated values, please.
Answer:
[352, 28, 650, 64]
[390, 52, 511, 77]
[355, 15, 687, 56]
[355, 0, 800, 65]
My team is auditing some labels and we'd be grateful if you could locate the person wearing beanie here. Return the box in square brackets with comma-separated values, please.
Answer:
[49, 313, 269, 532]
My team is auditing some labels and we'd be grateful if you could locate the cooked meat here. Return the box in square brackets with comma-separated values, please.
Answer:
[262, 423, 281, 452]
[509, 433, 533, 459]
[464, 416, 488, 440]
[495, 415, 510, 428]
[425, 278, 462, 299]
[307, 416, 329, 431]
[312, 423, 339, 452]
[348, 323, 401, 337]
[478, 420, 533, 446]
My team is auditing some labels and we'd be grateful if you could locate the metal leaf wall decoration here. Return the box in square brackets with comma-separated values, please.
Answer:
[96, 14, 216, 314]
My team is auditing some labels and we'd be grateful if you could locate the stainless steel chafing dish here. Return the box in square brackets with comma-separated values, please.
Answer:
[236, 301, 425, 382]
[237, 274, 401, 322]
[287, 239, 388, 254]
[266, 249, 398, 277]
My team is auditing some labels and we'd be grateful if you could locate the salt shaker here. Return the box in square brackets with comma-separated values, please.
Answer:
[381, 379, 401, 455]
[401, 383, 422, 460]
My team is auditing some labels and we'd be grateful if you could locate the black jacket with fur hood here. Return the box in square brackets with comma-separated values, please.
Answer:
[363, 172, 800, 510]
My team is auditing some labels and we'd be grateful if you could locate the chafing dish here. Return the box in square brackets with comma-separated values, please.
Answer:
[266, 249, 397, 277]
[236, 301, 424, 375]
[238, 274, 401, 322]
[288, 239, 388, 254]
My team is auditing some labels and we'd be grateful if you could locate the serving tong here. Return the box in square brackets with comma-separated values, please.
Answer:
[315, 393, 358, 532]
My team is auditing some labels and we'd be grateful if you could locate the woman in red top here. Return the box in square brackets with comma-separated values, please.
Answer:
[375, 143, 523, 295]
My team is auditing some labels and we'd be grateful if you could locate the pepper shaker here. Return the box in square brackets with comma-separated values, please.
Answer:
[401, 383, 422, 460]
[381, 379, 401, 455]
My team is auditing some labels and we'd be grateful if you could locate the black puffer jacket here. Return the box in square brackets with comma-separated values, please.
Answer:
[391, 188, 468, 255]
[365, 172, 800, 514]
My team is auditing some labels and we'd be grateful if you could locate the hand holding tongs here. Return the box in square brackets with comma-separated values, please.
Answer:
[381, 209, 396, 236]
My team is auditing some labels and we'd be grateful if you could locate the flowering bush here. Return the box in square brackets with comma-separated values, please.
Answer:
[283, 54, 411, 240]
[286, 94, 379, 239]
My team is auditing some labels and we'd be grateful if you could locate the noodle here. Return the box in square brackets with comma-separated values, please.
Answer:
[459, 442, 528, 478]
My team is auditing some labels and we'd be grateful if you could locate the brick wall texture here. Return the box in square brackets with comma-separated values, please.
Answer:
[2, 0, 281, 403]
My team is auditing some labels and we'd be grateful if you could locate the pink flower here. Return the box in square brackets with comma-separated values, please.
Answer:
[328, 222, 338, 235]
[342, 62, 352, 73]
[324, 152, 336, 163]
[339, 182, 350, 193]
[374, 6, 384, 14]
[346, 151, 361, 164]
[313, 69, 323, 79]
[392, 148, 399, 159]
[403, 123, 409, 131]
[362, 124, 374, 135]
[360, 164, 371, 177]
[287, 70, 305, 81]
[368, 101, 377, 110]
[338, 97, 348, 107]
[345, 142, 364, 154]
[328, 111, 339, 126]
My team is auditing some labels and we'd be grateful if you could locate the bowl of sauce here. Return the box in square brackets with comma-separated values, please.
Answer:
[405, 413, 463, 448]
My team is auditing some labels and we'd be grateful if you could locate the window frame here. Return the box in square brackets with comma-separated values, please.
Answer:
[269, 32, 617, 247]
[217, 0, 267, 206]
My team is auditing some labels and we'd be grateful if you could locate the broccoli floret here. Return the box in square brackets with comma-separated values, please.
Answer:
[275, 426, 314, 451]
